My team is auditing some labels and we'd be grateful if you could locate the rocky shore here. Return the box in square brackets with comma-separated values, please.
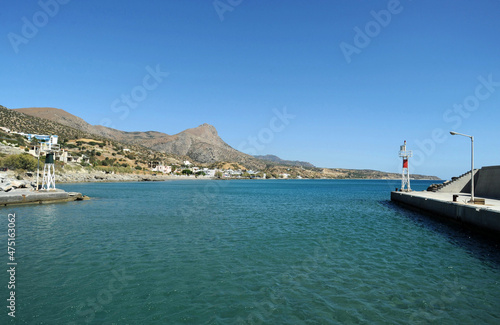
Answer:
[55, 170, 178, 183]
[1, 170, 211, 193]
[0, 170, 90, 206]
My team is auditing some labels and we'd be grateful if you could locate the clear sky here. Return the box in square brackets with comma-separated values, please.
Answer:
[2, 0, 499, 179]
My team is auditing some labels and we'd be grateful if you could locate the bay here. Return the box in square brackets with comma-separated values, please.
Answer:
[1, 179, 499, 324]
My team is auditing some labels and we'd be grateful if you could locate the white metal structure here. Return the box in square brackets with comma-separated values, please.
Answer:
[398, 140, 412, 192]
[38, 138, 60, 190]
[41, 153, 56, 190]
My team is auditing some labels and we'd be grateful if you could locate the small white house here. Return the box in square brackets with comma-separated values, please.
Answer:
[149, 161, 172, 174]
[203, 169, 216, 177]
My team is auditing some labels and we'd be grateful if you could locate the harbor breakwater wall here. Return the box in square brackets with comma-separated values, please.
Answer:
[391, 191, 500, 234]
[0, 190, 87, 206]
[474, 166, 500, 199]
[391, 165, 500, 235]
[437, 165, 500, 199]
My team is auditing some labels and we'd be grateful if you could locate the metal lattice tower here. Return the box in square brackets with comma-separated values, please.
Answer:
[398, 140, 412, 192]
[38, 138, 60, 191]
[41, 153, 56, 190]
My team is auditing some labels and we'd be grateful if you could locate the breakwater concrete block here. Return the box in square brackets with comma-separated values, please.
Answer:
[0, 190, 86, 206]
[391, 191, 500, 235]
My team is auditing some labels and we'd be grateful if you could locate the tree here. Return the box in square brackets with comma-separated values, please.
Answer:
[181, 169, 193, 175]
[3, 154, 38, 171]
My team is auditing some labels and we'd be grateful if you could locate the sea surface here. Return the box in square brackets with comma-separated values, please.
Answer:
[1, 179, 500, 324]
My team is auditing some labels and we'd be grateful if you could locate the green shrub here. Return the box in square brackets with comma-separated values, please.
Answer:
[2, 154, 38, 171]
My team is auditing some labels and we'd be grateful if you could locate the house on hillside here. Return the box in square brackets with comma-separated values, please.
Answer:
[26, 134, 60, 157]
[203, 168, 216, 177]
[22, 134, 59, 147]
[149, 161, 172, 174]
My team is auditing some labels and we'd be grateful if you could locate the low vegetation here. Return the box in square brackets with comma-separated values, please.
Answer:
[1, 153, 39, 171]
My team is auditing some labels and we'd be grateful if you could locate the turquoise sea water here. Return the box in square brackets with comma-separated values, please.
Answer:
[1, 179, 500, 324]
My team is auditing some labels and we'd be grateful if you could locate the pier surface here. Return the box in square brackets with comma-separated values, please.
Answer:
[391, 190, 500, 234]
[0, 189, 88, 206]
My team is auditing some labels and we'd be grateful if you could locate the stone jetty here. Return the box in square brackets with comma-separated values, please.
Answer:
[0, 170, 89, 206]
[391, 166, 500, 235]
[0, 189, 89, 206]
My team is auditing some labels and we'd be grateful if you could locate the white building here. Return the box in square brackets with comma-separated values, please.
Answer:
[22, 134, 58, 146]
[27, 134, 60, 157]
[203, 168, 216, 177]
[149, 161, 172, 174]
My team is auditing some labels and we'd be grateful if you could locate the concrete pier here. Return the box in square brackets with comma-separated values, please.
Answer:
[392, 165, 500, 234]
[0, 189, 89, 207]
[391, 191, 500, 234]
[391, 165, 500, 234]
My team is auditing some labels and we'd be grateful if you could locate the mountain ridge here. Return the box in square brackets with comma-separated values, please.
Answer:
[254, 154, 315, 168]
[6, 106, 441, 179]
[13, 107, 266, 169]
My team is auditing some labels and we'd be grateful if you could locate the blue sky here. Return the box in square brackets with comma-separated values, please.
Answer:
[1, 0, 499, 179]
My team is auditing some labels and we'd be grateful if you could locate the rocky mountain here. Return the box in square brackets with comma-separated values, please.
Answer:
[14, 107, 93, 133]
[0, 105, 184, 164]
[12, 107, 265, 168]
[139, 123, 264, 167]
[254, 154, 315, 168]
[7, 106, 441, 179]
[13, 107, 167, 144]
[1, 105, 101, 140]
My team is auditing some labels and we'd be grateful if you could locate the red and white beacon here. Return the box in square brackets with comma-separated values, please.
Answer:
[398, 140, 412, 192]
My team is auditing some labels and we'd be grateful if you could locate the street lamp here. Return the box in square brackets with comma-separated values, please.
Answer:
[450, 131, 474, 203]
